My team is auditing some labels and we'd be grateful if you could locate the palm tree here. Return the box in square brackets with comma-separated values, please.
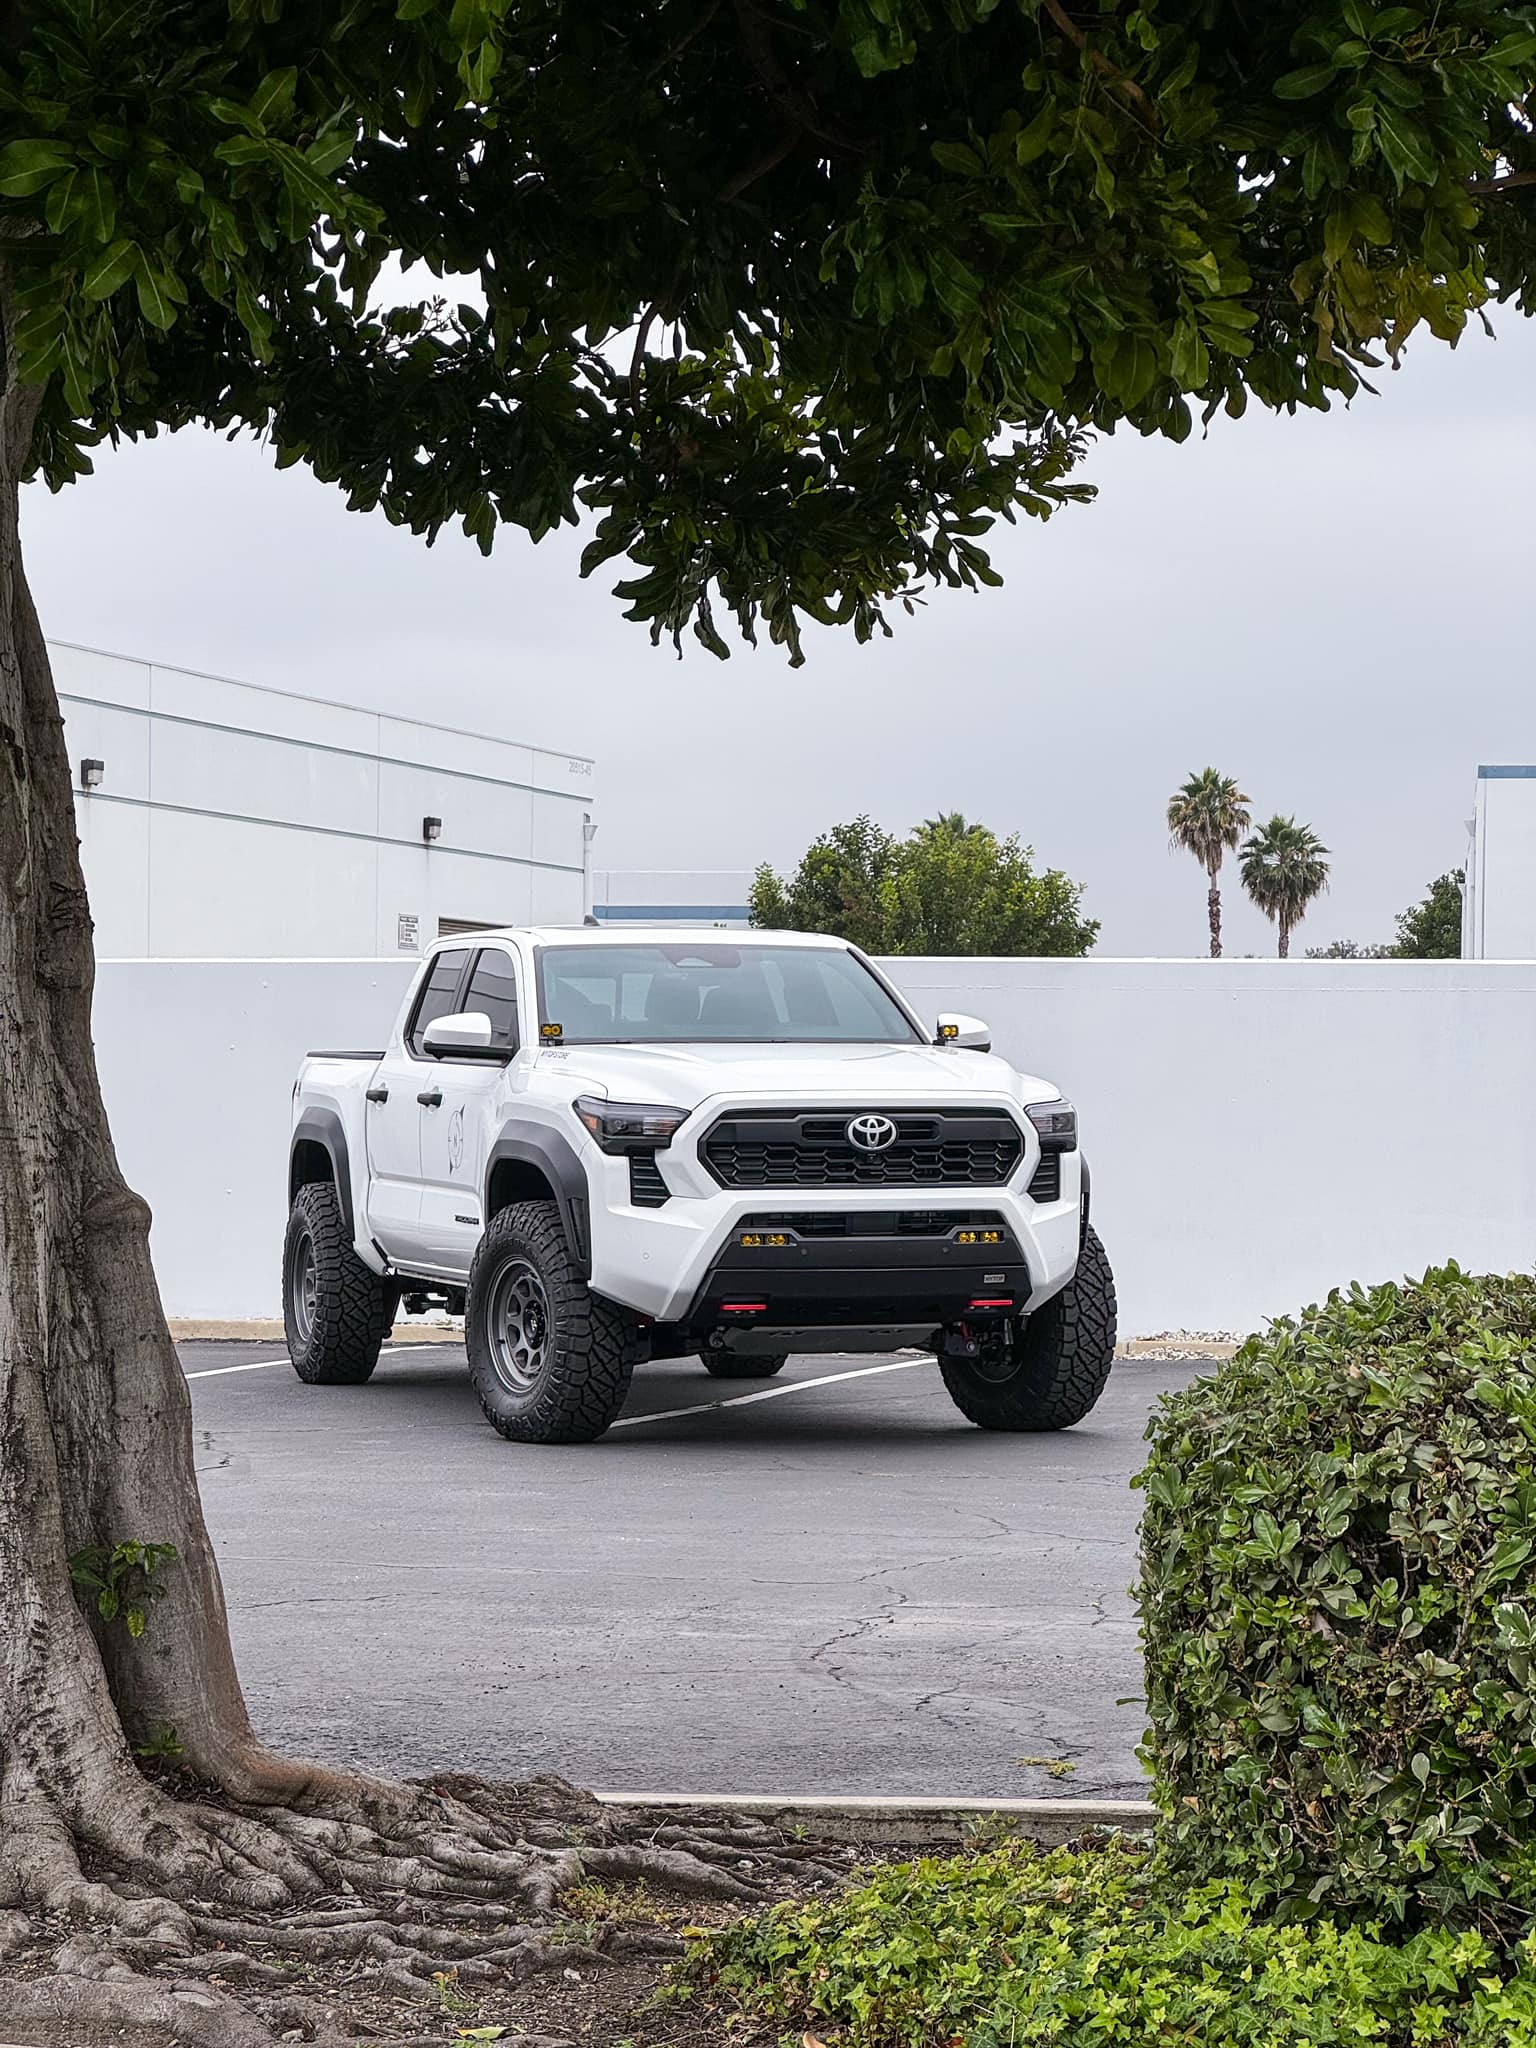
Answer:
[1239, 816, 1330, 958]
[1166, 769, 1251, 957]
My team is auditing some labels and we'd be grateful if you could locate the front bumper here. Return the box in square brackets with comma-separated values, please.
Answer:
[581, 1132, 1084, 1326]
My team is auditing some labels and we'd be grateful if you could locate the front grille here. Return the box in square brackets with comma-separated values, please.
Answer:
[1027, 1153, 1062, 1202]
[702, 1109, 1024, 1189]
[742, 1210, 1010, 1239]
[628, 1151, 671, 1207]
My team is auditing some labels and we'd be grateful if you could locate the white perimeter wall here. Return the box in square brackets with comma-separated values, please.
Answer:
[94, 957, 1536, 1332]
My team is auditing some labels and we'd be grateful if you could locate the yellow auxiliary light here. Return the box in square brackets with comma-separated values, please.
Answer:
[740, 1233, 763, 1247]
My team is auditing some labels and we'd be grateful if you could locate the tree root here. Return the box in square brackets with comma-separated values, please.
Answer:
[0, 1770, 849, 2044]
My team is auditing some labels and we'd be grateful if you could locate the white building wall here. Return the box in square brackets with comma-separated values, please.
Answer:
[93, 956, 1536, 1330]
[54, 642, 595, 959]
[591, 869, 754, 926]
[1465, 768, 1536, 959]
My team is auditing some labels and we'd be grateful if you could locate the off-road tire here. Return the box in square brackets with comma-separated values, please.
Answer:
[466, 1201, 642, 1443]
[701, 1352, 789, 1379]
[283, 1182, 396, 1385]
[940, 1226, 1117, 1431]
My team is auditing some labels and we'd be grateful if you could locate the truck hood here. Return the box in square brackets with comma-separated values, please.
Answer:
[538, 1039, 1056, 1112]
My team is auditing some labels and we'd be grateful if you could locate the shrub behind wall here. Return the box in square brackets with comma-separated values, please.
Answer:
[1136, 1266, 1536, 1932]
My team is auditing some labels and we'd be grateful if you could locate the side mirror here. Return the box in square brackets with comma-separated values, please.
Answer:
[936, 1012, 992, 1053]
[422, 1010, 499, 1058]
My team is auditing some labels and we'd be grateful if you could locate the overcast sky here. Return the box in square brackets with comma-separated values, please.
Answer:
[22, 312, 1534, 957]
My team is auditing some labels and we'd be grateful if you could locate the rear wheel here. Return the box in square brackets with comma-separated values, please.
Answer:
[283, 1182, 397, 1385]
[940, 1227, 1117, 1431]
[466, 1202, 642, 1443]
[701, 1352, 789, 1379]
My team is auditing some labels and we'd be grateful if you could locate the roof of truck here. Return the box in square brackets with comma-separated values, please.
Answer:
[435, 926, 854, 951]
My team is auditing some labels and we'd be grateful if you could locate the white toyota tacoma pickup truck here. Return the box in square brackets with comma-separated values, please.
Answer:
[286, 928, 1115, 1444]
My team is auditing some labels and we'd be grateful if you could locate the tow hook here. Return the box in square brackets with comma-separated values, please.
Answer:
[940, 1322, 982, 1361]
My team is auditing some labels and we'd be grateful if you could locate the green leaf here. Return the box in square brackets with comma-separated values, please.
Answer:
[251, 67, 299, 129]
[133, 257, 180, 331]
[1349, 193, 1392, 245]
[930, 140, 983, 175]
[1375, 106, 1436, 185]
[126, 1606, 147, 1639]
[1273, 65, 1336, 100]
[47, 163, 116, 242]
[0, 138, 74, 197]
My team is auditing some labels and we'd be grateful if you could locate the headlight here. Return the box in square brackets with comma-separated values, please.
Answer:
[1024, 1098, 1077, 1152]
[574, 1095, 690, 1154]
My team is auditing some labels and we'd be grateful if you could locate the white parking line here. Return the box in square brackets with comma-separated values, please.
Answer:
[183, 1350, 930, 1417]
[611, 1355, 926, 1429]
[185, 1357, 290, 1379]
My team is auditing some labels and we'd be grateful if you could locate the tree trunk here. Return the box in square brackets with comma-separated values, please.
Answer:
[1206, 862, 1222, 958]
[0, 295, 762, 2037]
[1278, 916, 1291, 960]
[0, 305, 327, 1895]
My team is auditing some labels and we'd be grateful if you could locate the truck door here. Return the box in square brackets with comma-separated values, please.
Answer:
[416, 946, 521, 1274]
[365, 947, 474, 1264]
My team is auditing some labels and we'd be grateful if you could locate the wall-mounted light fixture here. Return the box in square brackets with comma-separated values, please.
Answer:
[79, 757, 105, 792]
[422, 815, 442, 844]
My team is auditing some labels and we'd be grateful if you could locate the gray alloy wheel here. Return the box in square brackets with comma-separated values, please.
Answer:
[465, 1202, 642, 1443]
[485, 1258, 552, 1394]
[282, 1181, 396, 1385]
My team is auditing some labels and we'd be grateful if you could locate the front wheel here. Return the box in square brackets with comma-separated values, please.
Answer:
[283, 1182, 397, 1385]
[466, 1202, 642, 1443]
[940, 1226, 1117, 1431]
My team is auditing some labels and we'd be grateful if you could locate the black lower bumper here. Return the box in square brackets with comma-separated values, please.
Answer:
[685, 1219, 1030, 1334]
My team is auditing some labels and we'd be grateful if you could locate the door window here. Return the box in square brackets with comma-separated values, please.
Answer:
[463, 949, 520, 1053]
[407, 948, 472, 1056]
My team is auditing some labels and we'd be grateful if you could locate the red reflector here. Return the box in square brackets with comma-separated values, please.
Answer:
[969, 1297, 1014, 1308]
[721, 1302, 766, 1313]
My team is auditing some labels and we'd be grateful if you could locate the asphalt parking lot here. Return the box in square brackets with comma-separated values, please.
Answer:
[184, 1339, 1203, 1800]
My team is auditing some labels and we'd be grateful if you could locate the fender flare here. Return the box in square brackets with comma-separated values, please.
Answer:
[290, 1109, 355, 1241]
[484, 1126, 592, 1278]
[1079, 1156, 1092, 1242]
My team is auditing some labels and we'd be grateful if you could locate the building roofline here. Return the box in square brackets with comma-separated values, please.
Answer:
[47, 637, 594, 768]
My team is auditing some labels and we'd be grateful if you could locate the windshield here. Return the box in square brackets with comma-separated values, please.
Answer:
[535, 942, 921, 1045]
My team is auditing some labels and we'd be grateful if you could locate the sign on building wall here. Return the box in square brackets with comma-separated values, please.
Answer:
[397, 912, 420, 951]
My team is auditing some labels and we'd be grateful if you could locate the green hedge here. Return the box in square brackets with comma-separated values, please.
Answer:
[1137, 1265, 1536, 1930]
[687, 1838, 1536, 2047]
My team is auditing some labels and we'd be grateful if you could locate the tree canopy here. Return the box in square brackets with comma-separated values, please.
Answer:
[1392, 868, 1465, 956]
[4, 0, 1535, 661]
[751, 811, 1099, 954]
[1239, 814, 1331, 955]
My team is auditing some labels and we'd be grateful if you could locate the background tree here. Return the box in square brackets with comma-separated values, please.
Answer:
[1239, 817, 1332, 958]
[1304, 938, 1394, 958]
[882, 816, 1099, 956]
[749, 816, 899, 952]
[1166, 769, 1251, 958]
[1, 0, 1534, 2033]
[753, 813, 1097, 955]
[1391, 870, 1465, 958]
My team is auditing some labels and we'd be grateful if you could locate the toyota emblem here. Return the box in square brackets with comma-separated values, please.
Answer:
[847, 1113, 898, 1153]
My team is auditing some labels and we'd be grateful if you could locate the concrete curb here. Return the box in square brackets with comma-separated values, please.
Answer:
[594, 1790, 1157, 1847]
[169, 1320, 1237, 1361]
[168, 1319, 457, 1341]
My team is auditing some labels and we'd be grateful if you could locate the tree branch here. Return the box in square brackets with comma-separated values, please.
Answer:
[718, 126, 800, 202]
[1041, 0, 1160, 131]
[731, 0, 867, 155]
[1466, 168, 1536, 195]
